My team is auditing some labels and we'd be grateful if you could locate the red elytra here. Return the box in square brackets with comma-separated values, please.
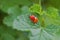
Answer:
[30, 15, 38, 23]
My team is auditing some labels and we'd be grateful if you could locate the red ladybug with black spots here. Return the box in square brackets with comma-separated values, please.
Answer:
[30, 15, 38, 23]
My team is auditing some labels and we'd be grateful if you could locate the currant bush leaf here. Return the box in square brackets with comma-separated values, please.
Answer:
[21, 6, 30, 14]
[8, 6, 21, 16]
[29, 28, 55, 40]
[3, 6, 21, 27]
[29, 24, 60, 40]
[13, 12, 40, 31]
[29, 4, 42, 15]
[3, 16, 15, 27]
[12, 6, 40, 31]
[44, 7, 60, 26]
[46, 7, 59, 18]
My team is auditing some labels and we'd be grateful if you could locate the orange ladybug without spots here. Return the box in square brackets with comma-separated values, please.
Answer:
[30, 15, 38, 23]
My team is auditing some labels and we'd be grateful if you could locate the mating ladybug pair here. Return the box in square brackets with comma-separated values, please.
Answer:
[29, 15, 38, 23]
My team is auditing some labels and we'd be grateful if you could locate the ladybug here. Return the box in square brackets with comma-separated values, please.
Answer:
[29, 15, 38, 23]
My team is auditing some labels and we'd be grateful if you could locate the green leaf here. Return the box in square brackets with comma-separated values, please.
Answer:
[53, 29, 60, 40]
[12, 5, 60, 40]
[13, 12, 40, 31]
[46, 7, 59, 19]
[12, 6, 60, 40]
[3, 16, 16, 27]
[12, 6, 40, 31]
[29, 4, 41, 14]
[53, 36, 60, 40]
[29, 28, 55, 40]
[44, 7, 60, 26]
[3, 6, 21, 26]
[29, 24, 60, 40]
[21, 6, 30, 14]
[8, 6, 21, 16]
[45, 24, 60, 35]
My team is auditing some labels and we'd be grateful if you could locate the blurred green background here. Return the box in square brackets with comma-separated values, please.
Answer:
[0, 0, 60, 40]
